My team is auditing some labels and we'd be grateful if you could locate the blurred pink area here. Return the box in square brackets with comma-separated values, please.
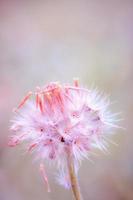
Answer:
[0, 1, 133, 200]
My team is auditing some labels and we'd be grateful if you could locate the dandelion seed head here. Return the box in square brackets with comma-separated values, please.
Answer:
[9, 80, 117, 188]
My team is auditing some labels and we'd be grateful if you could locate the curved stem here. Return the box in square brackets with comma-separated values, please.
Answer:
[67, 154, 83, 200]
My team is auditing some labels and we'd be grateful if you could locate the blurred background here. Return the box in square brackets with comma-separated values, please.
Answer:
[0, 0, 132, 200]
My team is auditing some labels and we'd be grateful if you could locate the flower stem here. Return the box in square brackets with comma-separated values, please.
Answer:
[67, 154, 83, 200]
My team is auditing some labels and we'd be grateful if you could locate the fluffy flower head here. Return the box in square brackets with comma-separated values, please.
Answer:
[9, 79, 116, 188]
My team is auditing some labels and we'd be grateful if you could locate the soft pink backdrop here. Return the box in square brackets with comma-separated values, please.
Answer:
[0, 1, 132, 200]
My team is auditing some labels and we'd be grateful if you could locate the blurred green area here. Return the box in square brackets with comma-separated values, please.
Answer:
[0, 1, 132, 200]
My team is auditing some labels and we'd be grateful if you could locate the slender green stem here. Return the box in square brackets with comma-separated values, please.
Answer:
[67, 154, 82, 200]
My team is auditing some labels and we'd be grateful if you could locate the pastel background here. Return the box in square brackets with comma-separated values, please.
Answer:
[0, 1, 132, 200]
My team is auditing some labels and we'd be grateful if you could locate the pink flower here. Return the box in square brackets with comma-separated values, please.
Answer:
[9, 80, 117, 190]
